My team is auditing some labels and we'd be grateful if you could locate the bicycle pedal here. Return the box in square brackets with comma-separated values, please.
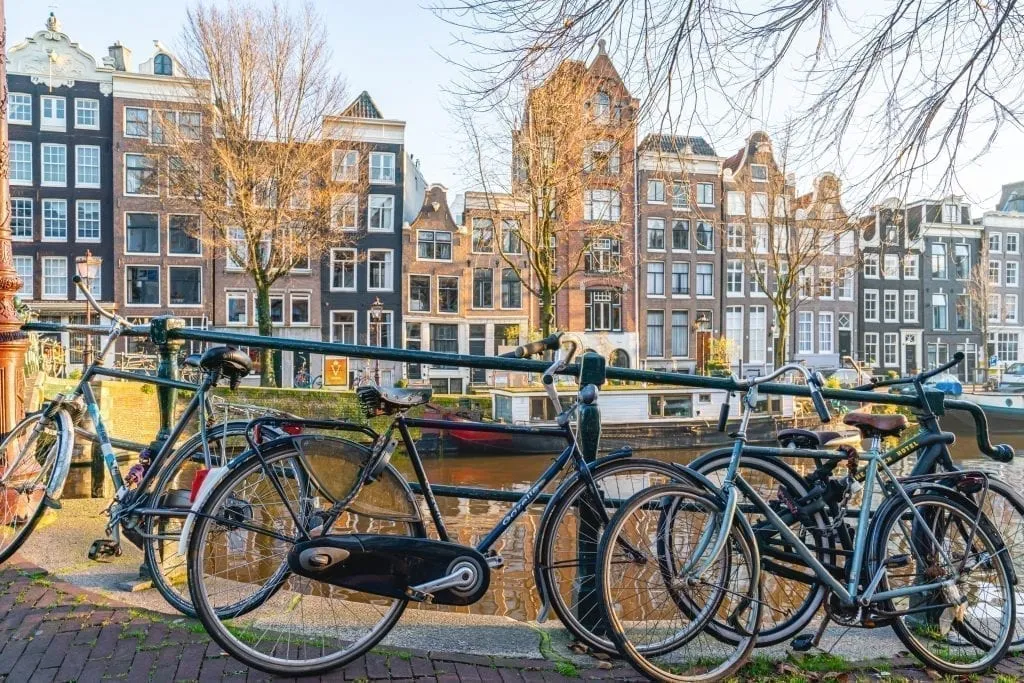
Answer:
[88, 539, 122, 561]
[404, 586, 430, 602]
[790, 633, 816, 652]
[884, 554, 910, 568]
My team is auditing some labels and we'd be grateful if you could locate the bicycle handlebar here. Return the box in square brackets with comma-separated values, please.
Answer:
[855, 352, 965, 391]
[944, 399, 1015, 462]
[499, 333, 562, 359]
[738, 362, 831, 424]
[72, 275, 128, 327]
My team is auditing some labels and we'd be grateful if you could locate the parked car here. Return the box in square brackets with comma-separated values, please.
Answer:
[822, 367, 872, 388]
[997, 362, 1024, 392]
[889, 372, 963, 397]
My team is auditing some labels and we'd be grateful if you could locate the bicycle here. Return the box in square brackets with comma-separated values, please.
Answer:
[6, 276, 283, 617]
[689, 352, 1024, 650]
[598, 362, 1016, 680]
[182, 333, 700, 675]
[294, 361, 323, 389]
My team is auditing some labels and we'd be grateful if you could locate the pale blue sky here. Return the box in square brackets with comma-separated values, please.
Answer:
[11, 1, 1023, 210]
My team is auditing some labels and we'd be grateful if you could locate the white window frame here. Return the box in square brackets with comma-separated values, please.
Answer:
[40, 96, 66, 131]
[41, 257, 67, 300]
[167, 215, 202, 257]
[646, 261, 665, 297]
[863, 253, 879, 278]
[366, 249, 394, 291]
[367, 194, 395, 232]
[750, 164, 769, 182]
[167, 266, 203, 307]
[1007, 261, 1020, 287]
[75, 145, 101, 188]
[864, 289, 879, 322]
[330, 310, 357, 344]
[41, 199, 68, 242]
[883, 332, 899, 368]
[74, 98, 100, 129]
[647, 179, 665, 204]
[1006, 294, 1019, 324]
[883, 290, 899, 323]
[124, 106, 150, 139]
[726, 260, 744, 296]
[369, 152, 396, 184]
[989, 259, 1002, 286]
[8, 93, 31, 125]
[696, 183, 714, 207]
[727, 223, 744, 251]
[932, 293, 948, 331]
[125, 212, 161, 255]
[903, 254, 919, 279]
[818, 312, 834, 355]
[367, 310, 394, 347]
[124, 153, 158, 197]
[646, 218, 666, 251]
[727, 191, 745, 216]
[14, 255, 33, 298]
[10, 197, 33, 241]
[882, 254, 899, 279]
[989, 233, 1002, 254]
[329, 248, 357, 292]
[75, 200, 101, 243]
[1007, 233, 1020, 255]
[989, 294, 1001, 323]
[797, 311, 814, 354]
[225, 291, 248, 325]
[331, 193, 358, 230]
[40, 143, 67, 187]
[437, 275, 461, 314]
[9, 141, 32, 185]
[903, 290, 919, 323]
[289, 292, 311, 326]
[332, 149, 359, 182]
[864, 332, 879, 366]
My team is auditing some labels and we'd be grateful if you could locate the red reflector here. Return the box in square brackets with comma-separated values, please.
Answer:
[282, 423, 303, 436]
[190, 468, 210, 503]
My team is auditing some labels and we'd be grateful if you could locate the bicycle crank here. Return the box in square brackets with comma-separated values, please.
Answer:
[287, 534, 491, 606]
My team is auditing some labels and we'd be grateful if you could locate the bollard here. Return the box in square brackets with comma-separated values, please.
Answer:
[575, 351, 606, 636]
[148, 317, 185, 450]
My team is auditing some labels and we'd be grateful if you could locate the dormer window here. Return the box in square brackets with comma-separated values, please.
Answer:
[942, 203, 959, 224]
[594, 92, 611, 120]
[751, 164, 768, 182]
[154, 53, 173, 76]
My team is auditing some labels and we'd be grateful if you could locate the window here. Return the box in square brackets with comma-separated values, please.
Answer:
[153, 53, 173, 76]
[660, 263, 685, 299]
[883, 254, 899, 279]
[75, 200, 101, 241]
[696, 222, 714, 251]
[417, 231, 452, 260]
[942, 203, 959, 224]
[646, 311, 665, 357]
[177, 112, 201, 140]
[327, 248, 356, 291]
[749, 306, 767, 363]
[726, 191, 745, 216]
[953, 244, 970, 279]
[501, 269, 522, 308]
[932, 293, 948, 330]
[990, 332, 1020, 364]
[696, 183, 714, 206]
[14, 256, 32, 297]
[368, 195, 394, 231]
[41, 144, 66, 186]
[368, 311, 394, 347]
[11, 198, 32, 240]
[750, 260, 767, 295]
[798, 268, 813, 298]
[838, 268, 854, 299]
[989, 260, 1002, 285]
[883, 333, 898, 367]
[1007, 262, 1020, 287]
[473, 268, 492, 308]
[864, 290, 879, 322]
[772, 224, 789, 254]
[1007, 234, 1020, 254]
[584, 140, 620, 175]
[672, 183, 688, 209]
[469, 218, 494, 253]
[903, 290, 919, 323]
[367, 250, 393, 290]
[75, 99, 99, 128]
[752, 224, 768, 253]
[696, 263, 713, 296]
[225, 227, 246, 269]
[725, 307, 743, 362]
[331, 194, 358, 229]
[930, 243, 947, 278]
[331, 311, 356, 343]
[818, 266, 834, 298]
[42, 199, 67, 241]
[671, 311, 689, 357]
[437, 276, 459, 313]
[9, 141, 31, 184]
[586, 238, 620, 273]
[126, 213, 159, 253]
[818, 312, 834, 354]
[864, 333, 879, 366]
[168, 267, 201, 305]
[903, 254, 920, 279]
[883, 290, 899, 323]
[989, 232, 1003, 253]
[647, 261, 665, 295]
[126, 266, 159, 305]
[1006, 294, 1019, 323]
[502, 220, 522, 254]
[988, 294, 1001, 323]
[226, 292, 247, 324]
[797, 312, 813, 354]
[73, 145, 101, 188]
[726, 260, 744, 295]
[332, 150, 359, 182]
[751, 192, 769, 218]
[42, 257, 67, 299]
[125, 107, 149, 138]
[9, 93, 30, 124]
[839, 231, 855, 255]
[647, 179, 665, 203]
[125, 154, 158, 195]
[583, 189, 621, 221]
[648, 395, 694, 418]
[594, 91, 611, 120]
[727, 224, 744, 251]
[158, 215, 199, 257]
[585, 290, 622, 331]
[288, 293, 310, 325]
[369, 152, 395, 184]
[40, 96, 65, 129]
[672, 220, 690, 250]
[647, 218, 665, 250]
[863, 253, 879, 277]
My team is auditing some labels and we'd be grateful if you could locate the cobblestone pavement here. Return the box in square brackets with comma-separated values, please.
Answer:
[0, 555, 1023, 682]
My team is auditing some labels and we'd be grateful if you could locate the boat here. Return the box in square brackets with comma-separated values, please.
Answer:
[954, 390, 1024, 434]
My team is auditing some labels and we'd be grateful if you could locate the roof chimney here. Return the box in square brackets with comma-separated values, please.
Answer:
[107, 42, 132, 72]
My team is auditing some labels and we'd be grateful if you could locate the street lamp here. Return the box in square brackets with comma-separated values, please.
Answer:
[369, 297, 384, 385]
[693, 311, 711, 375]
[75, 250, 101, 367]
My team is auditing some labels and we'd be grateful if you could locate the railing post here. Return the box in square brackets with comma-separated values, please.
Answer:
[575, 351, 606, 635]
[148, 316, 185, 450]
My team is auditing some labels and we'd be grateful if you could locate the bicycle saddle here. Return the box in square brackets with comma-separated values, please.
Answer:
[182, 354, 201, 368]
[199, 346, 252, 383]
[843, 411, 907, 438]
[356, 385, 432, 416]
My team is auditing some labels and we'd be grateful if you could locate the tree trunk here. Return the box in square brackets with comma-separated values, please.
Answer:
[254, 284, 277, 387]
[539, 289, 555, 337]
[773, 307, 789, 369]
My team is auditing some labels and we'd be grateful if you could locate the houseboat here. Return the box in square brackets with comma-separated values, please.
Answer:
[953, 390, 1024, 434]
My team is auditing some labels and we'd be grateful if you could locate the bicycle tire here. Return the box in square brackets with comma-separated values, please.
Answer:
[869, 491, 1015, 675]
[311, 376, 323, 390]
[690, 450, 832, 647]
[534, 457, 689, 654]
[598, 483, 761, 682]
[0, 412, 70, 564]
[187, 440, 424, 676]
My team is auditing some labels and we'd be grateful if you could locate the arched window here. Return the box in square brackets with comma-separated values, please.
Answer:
[154, 53, 173, 76]
[594, 91, 611, 119]
[609, 349, 629, 368]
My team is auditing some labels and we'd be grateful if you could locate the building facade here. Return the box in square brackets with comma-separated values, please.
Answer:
[981, 208, 1024, 368]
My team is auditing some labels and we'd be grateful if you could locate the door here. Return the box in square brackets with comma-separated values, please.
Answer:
[903, 341, 917, 375]
[837, 313, 852, 359]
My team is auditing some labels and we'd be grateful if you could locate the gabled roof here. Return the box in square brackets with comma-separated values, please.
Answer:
[410, 184, 458, 232]
[341, 91, 383, 119]
[639, 134, 716, 157]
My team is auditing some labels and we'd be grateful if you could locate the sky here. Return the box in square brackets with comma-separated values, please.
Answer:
[11, 0, 1023, 212]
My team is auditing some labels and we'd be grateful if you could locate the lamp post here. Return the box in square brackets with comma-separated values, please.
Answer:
[693, 311, 711, 375]
[369, 297, 383, 385]
[75, 250, 101, 367]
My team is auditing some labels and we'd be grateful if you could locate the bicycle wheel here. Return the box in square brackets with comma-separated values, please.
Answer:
[187, 440, 425, 676]
[0, 411, 71, 564]
[691, 450, 832, 646]
[969, 477, 1024, 651]
[311, 376, 323, 390]
[598, 484, 761, 682]
[870, 492, 1015, 675]
[142, 421, 268, 617]
[534, 458, 686, 654]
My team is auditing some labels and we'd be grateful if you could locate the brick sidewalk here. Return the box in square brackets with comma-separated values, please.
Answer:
[0, 556, 1022, 682]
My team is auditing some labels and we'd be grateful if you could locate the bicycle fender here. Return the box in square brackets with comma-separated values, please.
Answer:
[45, 411, 75, 501]
[177, 465, 230, 556]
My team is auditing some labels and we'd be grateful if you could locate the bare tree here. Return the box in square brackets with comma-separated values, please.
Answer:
[156, 1, 360, 386]
[437, 1, 1024, 197]
[461, 59, 635, 336]
[966, 241, 997, 382]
